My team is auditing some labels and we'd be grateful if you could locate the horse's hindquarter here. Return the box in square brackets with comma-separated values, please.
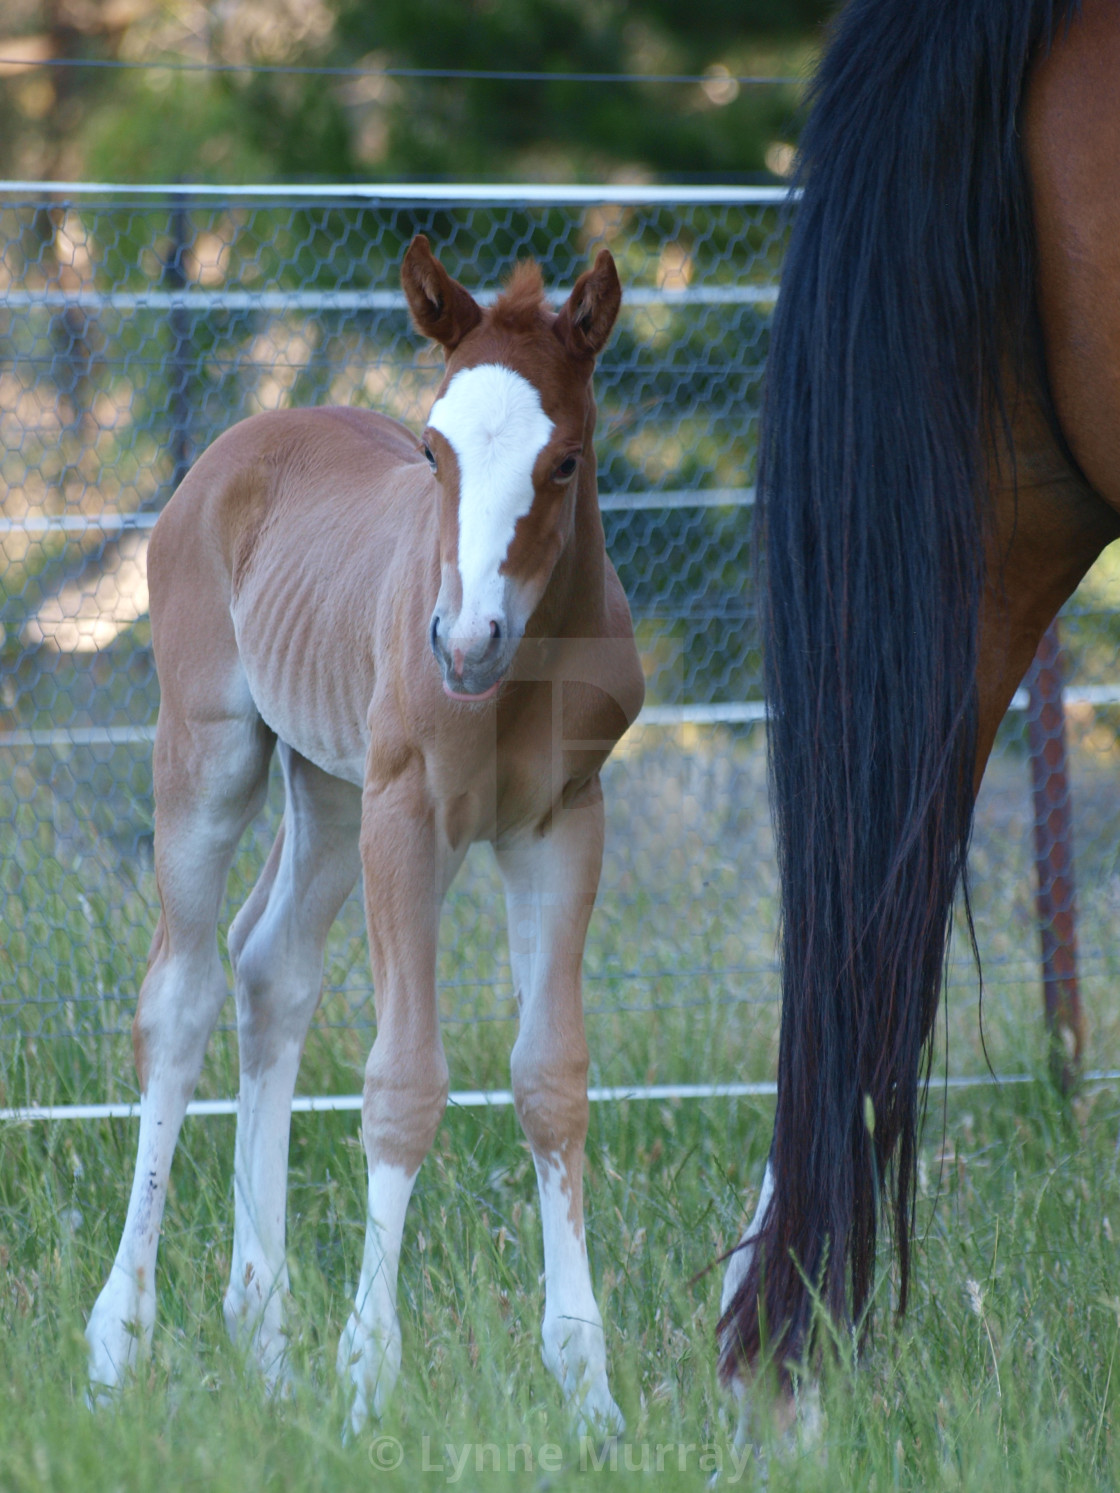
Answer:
[152, 407, 436, 788]
[970, 2, 1120, 771]
[1027, 0, 1120, 514]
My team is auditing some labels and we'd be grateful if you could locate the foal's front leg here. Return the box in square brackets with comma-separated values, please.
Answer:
[497, 775, 623, 1434]
[336, 773, 458, 1434]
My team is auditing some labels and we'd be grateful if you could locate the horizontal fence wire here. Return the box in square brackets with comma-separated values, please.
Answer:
[6, 688, 1120, 750]
[10, 1070, 1120, 1127]
[0, 286, 781, 311]
[0, 180, 795, 202]
[0, 58, 802, 87]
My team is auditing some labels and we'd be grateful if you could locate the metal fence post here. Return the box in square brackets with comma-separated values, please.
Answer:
[1025, 619, 1082, 1088]
[166, 192, 191, 494]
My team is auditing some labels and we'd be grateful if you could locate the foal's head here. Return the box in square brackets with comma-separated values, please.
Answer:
[401, 234, 621, 701]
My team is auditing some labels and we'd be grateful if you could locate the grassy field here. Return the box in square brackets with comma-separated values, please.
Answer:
[2, 725, 1120, 1488]
[2, 1078, 1120, 1489]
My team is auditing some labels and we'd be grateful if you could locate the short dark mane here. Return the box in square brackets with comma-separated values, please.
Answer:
[490, 260, 548, 330]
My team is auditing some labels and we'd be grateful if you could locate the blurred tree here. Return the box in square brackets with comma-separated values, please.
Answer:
[0, 0, 832, 183]
[330, 0, 826, 181]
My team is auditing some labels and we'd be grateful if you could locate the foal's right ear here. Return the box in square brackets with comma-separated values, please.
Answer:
[401, 235, 484, 354]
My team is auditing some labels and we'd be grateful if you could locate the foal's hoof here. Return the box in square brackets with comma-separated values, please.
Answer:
[542, 1314, 624, 1439]
[256, 1341, 295, 1402]
[336, 1311, 402, 1440]
[85, 1379, 121, 1413]
[85, 1280, 153, 1404]
[572, 1380, 625, 1440]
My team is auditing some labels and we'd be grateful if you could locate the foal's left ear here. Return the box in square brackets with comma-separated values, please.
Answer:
[554, 249, 621, 361]
[401, 234, 484, 354]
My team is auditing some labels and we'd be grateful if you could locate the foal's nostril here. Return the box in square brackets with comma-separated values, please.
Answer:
[489, 619, 501, 642]
[430, 614, 441, 652]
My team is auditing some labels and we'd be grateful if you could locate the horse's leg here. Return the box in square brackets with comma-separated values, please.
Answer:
[717, 432, 1119, 1418]
[974, 449, 1120, 779]
[718, 1160, 826, 1444]
[717, 419, 1118, 1430]
[86, 700, 273, 1395]
[222, 744, 362, 1389]
[495, 774, 623, 1434]
[719, 1163, 774, 1331]
[337, 769, 457, 1433]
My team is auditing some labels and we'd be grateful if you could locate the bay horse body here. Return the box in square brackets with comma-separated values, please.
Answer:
[85, 237, 643, 1433]
[720, 0, 1120, 1408]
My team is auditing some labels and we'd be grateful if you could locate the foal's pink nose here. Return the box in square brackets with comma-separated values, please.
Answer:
[431, 608, 506, 692]
[450, 620, 502, 673]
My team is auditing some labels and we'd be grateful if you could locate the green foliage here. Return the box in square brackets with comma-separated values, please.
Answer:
[1, 1, 834, 185]
[332, 0, 817, 181]
[83, 74, 277, 186]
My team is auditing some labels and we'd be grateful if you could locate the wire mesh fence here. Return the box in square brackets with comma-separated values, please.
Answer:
[1, 183, 1118, 1107]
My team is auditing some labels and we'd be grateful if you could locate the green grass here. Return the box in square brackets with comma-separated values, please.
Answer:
[3, 1082, 1120, 1489]
[2, 725, 1120, 1488]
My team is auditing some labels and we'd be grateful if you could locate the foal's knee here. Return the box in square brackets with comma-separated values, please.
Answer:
[130, 939, 226, 1089]
[230, 910, 323, 1060]
[362, 1036, 449, 1171]
[510, 1033, 589, 1157]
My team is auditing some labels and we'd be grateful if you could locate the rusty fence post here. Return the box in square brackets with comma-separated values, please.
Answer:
[1024, 619, 1082, 1088]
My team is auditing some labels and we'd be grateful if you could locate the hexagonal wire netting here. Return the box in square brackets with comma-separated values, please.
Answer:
[0, 184, 1118, 1107]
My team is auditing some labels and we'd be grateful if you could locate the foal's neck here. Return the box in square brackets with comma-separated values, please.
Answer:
[538, 453, 607, 643]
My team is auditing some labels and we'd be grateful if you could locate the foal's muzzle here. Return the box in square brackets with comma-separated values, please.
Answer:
[430, 611, 511, 700]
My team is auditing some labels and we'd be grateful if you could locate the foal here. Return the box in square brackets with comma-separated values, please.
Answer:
[85, 236, 643, 1433]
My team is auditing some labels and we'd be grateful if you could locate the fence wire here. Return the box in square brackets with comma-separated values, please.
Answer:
[1, 184, 1118, 1105]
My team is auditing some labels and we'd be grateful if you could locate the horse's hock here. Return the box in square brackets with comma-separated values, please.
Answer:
[0, 186, 1113, 1112]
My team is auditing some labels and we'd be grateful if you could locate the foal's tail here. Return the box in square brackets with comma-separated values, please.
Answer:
[721, 0, 1080, 1380]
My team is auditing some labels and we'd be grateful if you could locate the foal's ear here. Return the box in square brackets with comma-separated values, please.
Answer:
[554, 249, 621, 361]
[401, 235, 483, 353]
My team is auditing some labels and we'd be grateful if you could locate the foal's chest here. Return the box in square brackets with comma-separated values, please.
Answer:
[494, 673, 633, 833]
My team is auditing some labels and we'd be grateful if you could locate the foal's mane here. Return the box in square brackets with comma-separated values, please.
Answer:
[489, 260, 548, 331]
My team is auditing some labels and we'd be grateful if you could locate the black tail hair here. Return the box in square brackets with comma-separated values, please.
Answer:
[721, 0, 1080, 1379]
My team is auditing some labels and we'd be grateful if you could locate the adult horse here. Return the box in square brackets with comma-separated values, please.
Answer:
[720, 0, 1120, 1405]
[85, 236, 643, 1434]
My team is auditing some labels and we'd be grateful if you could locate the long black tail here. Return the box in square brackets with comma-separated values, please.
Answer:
[722, 0, 1079, 1379]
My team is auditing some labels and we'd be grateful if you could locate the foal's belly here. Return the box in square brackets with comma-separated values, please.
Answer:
[229, 584, 374, 788]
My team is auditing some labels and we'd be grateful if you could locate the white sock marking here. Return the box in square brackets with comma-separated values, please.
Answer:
[338, 1161, 418, 1432]
[721, 1160, 775, 1316]
[535, 1152, 622, 1433]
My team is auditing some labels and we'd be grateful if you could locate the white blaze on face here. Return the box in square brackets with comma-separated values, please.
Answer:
[428, 363, 554, 638]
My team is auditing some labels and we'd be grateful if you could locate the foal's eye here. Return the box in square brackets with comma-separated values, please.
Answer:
[422, 443, 438, 472]
[553, 455, 578, 482]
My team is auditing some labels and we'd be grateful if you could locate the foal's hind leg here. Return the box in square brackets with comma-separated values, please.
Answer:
[222, 745, 362, 1388]
[496, 775, 623, 1434]
[86, 703, 273, 1395]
